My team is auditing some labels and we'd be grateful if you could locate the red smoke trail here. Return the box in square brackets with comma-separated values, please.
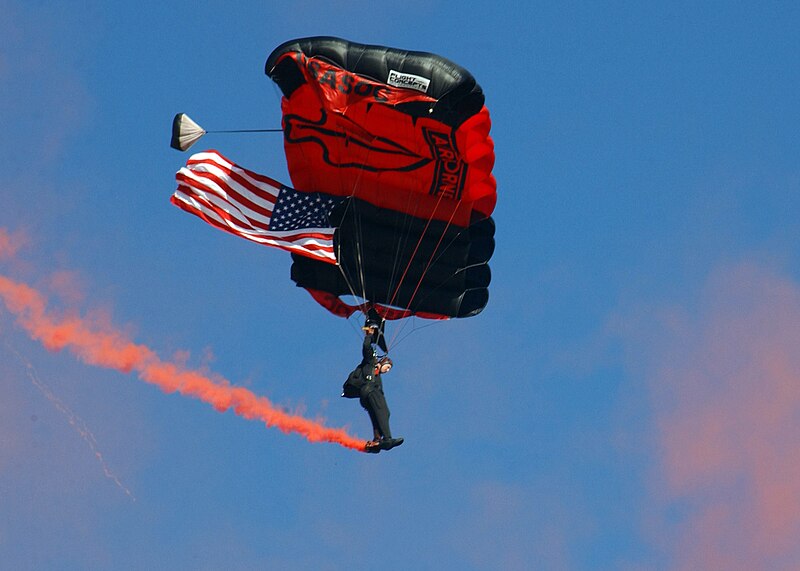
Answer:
[0, 271, 365, 452]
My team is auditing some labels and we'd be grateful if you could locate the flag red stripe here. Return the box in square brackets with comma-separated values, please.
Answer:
[183, 159, 278, 201]
[177, 167, 276, 211]
[176, 167, 276, 221]
[174, 174, 273, 231]
[187, 150, 285, 189]
[173, 186, 270, 234]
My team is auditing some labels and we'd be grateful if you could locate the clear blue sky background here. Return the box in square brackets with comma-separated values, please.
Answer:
[2, 2, 799, 570]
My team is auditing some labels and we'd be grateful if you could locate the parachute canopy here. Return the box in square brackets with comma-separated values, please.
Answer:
[264, 37, 497, 321]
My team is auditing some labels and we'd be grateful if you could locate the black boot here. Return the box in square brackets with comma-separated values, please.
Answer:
[379, 437, 404, 451]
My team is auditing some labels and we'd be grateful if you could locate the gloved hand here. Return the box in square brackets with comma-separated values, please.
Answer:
[364, 307, 383, 330]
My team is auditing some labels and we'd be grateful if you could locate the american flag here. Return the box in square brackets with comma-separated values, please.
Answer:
[173, 150, 342, 264]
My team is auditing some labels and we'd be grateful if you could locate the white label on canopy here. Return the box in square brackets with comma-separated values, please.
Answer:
[387, 70, 431, 93]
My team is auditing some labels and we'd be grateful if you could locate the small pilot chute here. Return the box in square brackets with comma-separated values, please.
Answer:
[170, 113, 206, 151]
[170, 113, 281, 152]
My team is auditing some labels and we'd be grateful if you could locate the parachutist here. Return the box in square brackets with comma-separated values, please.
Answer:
[342, 311, 403, 453]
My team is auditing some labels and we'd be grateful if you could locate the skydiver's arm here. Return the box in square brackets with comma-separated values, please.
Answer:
[358, 331, 379, 381]
[362, 330, 376, 363]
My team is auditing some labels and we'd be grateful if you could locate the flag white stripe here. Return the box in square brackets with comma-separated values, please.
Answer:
[181, 160, 280, 207]
[173, 188, 266, 234]
[176, 170, 274, 228]
[188, 151, 281, 199]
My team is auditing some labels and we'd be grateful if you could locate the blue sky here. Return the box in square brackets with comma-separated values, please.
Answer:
[2, 2, 799, 569]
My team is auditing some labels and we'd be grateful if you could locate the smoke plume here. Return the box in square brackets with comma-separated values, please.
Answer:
[0, 246, 365, 452]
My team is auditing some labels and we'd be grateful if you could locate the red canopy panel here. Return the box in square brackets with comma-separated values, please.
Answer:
[266, 37, 497, 226]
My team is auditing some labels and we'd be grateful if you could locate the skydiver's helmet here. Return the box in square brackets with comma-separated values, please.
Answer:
[377, 355, 393, 373]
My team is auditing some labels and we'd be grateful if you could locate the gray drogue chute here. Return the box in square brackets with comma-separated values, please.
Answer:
[170, 113, 281, 151]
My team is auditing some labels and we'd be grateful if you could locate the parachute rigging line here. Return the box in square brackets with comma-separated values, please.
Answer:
[387, 199, 462, 349]
[333, 114, 449, 352]
[386, 191, 447, 310]
[331, 77, 454, 343]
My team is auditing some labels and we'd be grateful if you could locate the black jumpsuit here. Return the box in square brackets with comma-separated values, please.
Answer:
[351, 333, 392, 440]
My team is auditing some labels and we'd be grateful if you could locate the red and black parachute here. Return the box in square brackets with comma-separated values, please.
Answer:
[265, 37, 496, 321]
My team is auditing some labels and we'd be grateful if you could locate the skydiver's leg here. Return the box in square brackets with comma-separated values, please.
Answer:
[366, 390, 403, 450]
[360, 389, 391, 439]
[365, 389, 391, 439]
[361, 399, 382, 440]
